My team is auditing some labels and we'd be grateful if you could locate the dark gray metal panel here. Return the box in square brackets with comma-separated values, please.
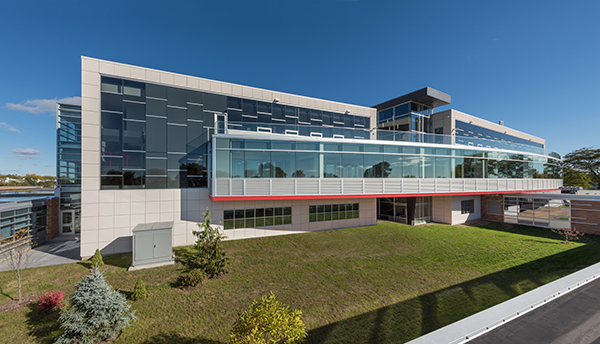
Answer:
[372, 87, 451, 111]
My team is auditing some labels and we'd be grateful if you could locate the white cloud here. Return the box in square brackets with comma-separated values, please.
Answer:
[0, 122, 20, 133]
[5, 96, 81, 115]
[8, 148, 42, 160]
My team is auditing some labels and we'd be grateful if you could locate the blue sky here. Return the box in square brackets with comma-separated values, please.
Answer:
[1, 0, 598, 176]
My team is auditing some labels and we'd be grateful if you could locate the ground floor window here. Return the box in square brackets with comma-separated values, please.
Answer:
[309, 203, 359, 222]
[461, 199, 475, 214]
[414, 197, 432, 224]
[377, 196, 431, 225]
[504, 197, 570, 228]
[377, 197, 407, 224]
[223, 207, 292, 230]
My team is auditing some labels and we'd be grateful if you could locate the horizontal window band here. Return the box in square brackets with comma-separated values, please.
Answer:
[122, 99, 145, 105]
[100, 90, 121, 95]
[146, 96, 167, 101]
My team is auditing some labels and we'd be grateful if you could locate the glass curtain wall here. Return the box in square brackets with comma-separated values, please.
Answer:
[100, 77, 371, 189]
[57, 104, 82, 186]
[215, 138, 562, 180]
[57, 103, 82, 234]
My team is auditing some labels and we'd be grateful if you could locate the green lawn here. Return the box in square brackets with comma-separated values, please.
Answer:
[1, 221, 600, 344]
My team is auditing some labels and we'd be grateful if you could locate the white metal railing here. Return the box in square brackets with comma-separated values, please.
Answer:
[214, 178, 561, 197]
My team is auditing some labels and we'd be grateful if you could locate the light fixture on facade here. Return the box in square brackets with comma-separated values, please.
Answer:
[345, 110, 350, 114]
[273, 98, 280, 103]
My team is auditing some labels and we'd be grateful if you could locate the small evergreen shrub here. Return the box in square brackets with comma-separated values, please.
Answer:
[178, 268, 207, 287]
[179, 209, 229, 283]
[229, 292, 307, 344]
[192, 209, 229, 277]
[38, 290, 64, 311]
[89, 249, 104, 267]
[55, 267, 136, 344]
[131, 277, 148, 301]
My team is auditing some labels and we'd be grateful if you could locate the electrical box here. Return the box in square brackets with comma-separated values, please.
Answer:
[129, 222, 174, 271]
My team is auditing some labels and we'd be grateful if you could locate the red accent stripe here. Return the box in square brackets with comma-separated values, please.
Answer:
[209, 188, 559, 201]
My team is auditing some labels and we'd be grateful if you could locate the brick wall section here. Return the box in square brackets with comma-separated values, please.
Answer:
[481, 194, 504, 222]
[571, 200, 600, 235]
[47, 197, 59, 240]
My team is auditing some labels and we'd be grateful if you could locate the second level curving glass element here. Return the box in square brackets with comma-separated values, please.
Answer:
[214, 138, 562, 180]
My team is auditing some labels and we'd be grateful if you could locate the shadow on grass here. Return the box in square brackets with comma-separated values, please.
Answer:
[25, 302, 61, 344]
[479, 222, 592, 243]
[76, 252, 132, 270]
[0, 285, 14, 301]
[307, 242, 600, 344]
[140, 332, 224, 344]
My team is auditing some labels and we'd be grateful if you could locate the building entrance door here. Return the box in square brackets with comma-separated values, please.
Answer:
[60, 210, 75, 235]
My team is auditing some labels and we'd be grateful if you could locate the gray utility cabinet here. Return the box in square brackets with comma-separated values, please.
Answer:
[131, 222, 173, 269]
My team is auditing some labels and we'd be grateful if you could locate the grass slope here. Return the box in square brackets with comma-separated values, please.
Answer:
[1, 221, 599, 344]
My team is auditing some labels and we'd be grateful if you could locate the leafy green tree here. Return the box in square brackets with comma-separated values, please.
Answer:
[229, 292, 307, 344]
[563, 168, 593, 189]
[563, 147, 600, 187]
[55, 268, 136, 344]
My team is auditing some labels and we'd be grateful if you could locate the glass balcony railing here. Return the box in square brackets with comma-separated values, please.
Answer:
[216, 121, 547, 155]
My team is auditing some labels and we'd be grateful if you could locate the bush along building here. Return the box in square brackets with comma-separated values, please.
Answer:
[77, 57, 564, 258]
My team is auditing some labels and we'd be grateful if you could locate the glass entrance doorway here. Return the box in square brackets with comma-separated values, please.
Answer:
[60, 210, 75, 235]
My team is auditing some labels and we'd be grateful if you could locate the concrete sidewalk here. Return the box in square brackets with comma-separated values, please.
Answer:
[0, 236, 80, 272]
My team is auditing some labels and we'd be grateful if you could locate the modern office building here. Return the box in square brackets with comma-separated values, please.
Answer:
[78, 57, 562, 257]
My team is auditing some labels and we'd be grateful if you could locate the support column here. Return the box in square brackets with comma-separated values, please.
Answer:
[407, 197, 416, 226]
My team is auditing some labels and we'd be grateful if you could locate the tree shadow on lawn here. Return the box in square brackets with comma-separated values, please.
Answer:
[77, 252, 133, 270]
[478, 222, 597, 245]
[25, 302, 61, 344]
[307, 243, 600, 344]
[140, 332, 224, 344]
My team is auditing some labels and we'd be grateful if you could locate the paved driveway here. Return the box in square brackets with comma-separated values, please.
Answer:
[469, 278, 600, 344]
